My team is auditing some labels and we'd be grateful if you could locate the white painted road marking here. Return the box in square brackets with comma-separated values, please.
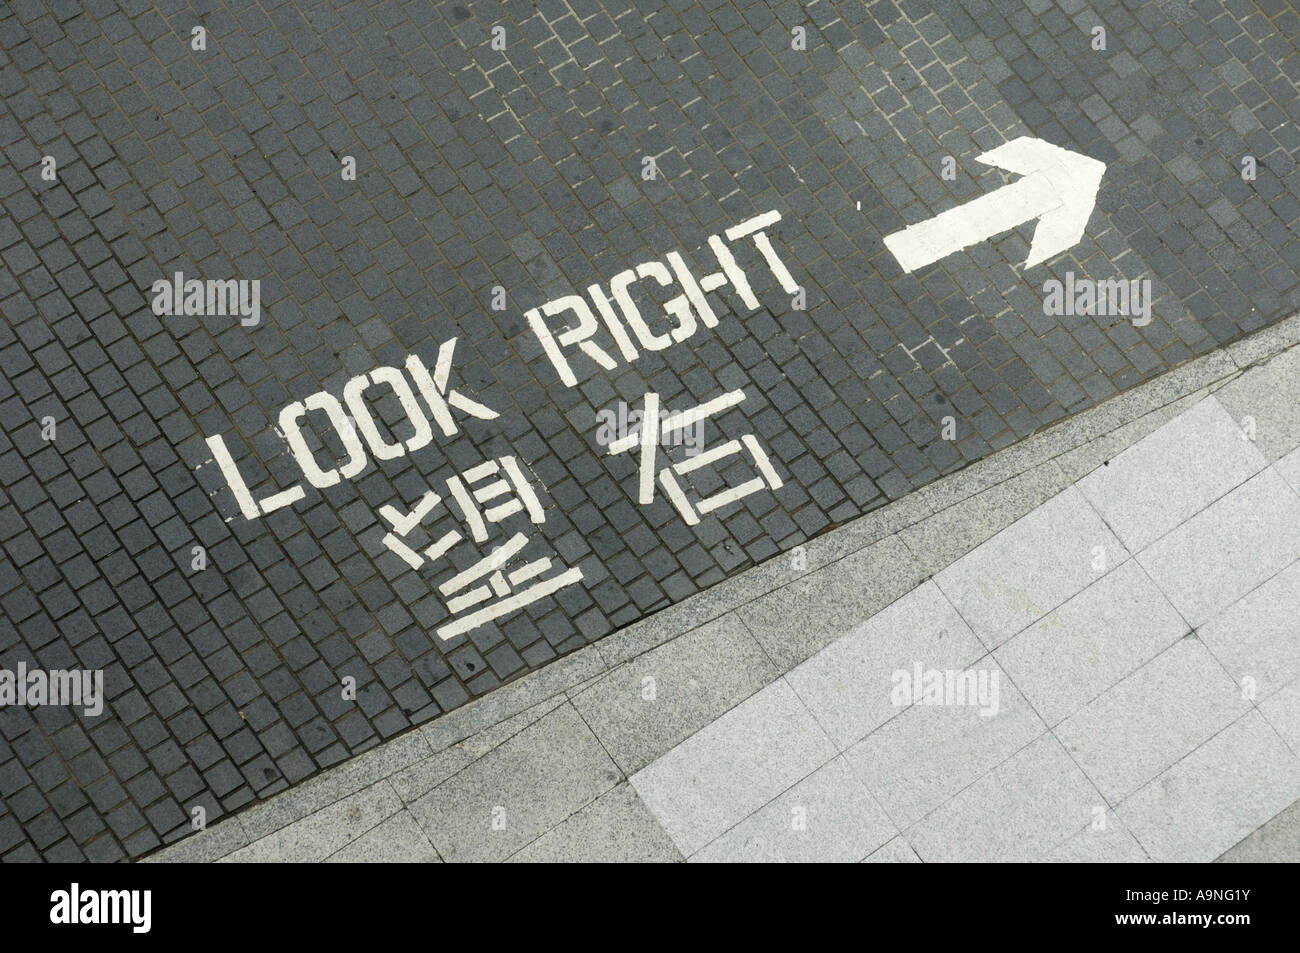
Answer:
[883, 136, 1106, 272]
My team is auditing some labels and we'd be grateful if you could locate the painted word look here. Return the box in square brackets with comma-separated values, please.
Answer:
[205, 337, 496, 521]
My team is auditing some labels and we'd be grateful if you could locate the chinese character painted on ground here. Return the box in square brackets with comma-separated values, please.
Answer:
[378, 454, 583, 640]
[606, 389, 783, 524]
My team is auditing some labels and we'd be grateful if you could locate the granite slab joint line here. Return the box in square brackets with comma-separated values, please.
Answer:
[321, 809, 447, 864]
[732, 611, 791, 682]
[419, 644, 610, 754]
[1042, 636, 1199, 812]
[898, 726, 1068, 840]
[1215, 794, 1300, 863]
[497, 771, 667, 864]
[565, 688, 633, 786]
[1036, 776, 1154, 863]
[221, 778, 407, 863]
[1115, 708, 1300, 860]
[682, 653, 1058, 861]
[679, 742, 862, 860]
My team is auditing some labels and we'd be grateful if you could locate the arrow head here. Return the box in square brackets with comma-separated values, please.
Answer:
[976, 137, 1106, 268]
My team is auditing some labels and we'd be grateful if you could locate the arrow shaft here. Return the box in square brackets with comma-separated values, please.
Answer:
[884, 173, 1059, 272]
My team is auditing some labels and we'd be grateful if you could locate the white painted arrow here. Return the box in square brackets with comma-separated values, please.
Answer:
[883, 136, 1106, 272]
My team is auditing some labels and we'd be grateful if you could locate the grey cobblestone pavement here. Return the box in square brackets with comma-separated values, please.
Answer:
[0, 0, 1297, 860]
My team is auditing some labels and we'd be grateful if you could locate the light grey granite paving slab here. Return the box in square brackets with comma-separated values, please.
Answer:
[1136, 469, 1300, 627]
[690, 756, 895, 863]
[1055, 637, 1249, 804]
[1078, 397, 1265, 552]
[736, 534, 926, 670]
[907, 734, 1101, 863]
[1053, 389, 1211, 484]
[1199, 559, 1300, 703]
[570, 612, 778, 774]
[1215, 798, 1300, 863]
[223, 781, 404, 863]
[509, 783, 682, 863]
[845, 659, 1044, 830]
[785, 581, 986, 751]
[630, 679, 837, 857]
[934, 486, 1125, 648]
[409, 703, 620, 863]
[1119, 711, 1300, 863]
[1214, 344, 1300, 463]
[994, 560, 1188, 727]
[899, 461, 1072, 577]
[325, 810, 442, 863]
